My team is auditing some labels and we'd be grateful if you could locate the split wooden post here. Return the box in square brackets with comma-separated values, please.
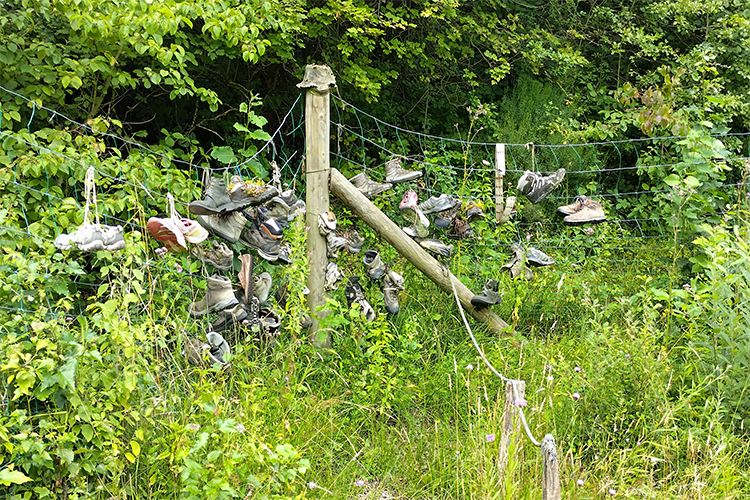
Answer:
[497, 379, 526, 479]
[329, 168, 509, 334]
[495, 143, 505, 223]
[541, 434, 561, 500]
[297, 64, 336, 347]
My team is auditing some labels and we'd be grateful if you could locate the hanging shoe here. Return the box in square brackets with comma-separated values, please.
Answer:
[340, 229, 364, 253]
[470, 279, 501, 308]
[318, 211, 337, 236]
[189, 275, 239, 317]
[415, 237, 454, 258]
[226, 174, 279, 211]
[516, 168, 566, 204]
[363, 250, 387, 280]
[525, 246, 554, 266]
[464, 200, 486, 222]
[196, 212, 246, 244]
[419, 194, 456, 215]
[384, 157, 422, 183]
[189, 172, 233, 215]
[399, 189, 419, 213]
[183, 336, 210, 366]
[561, 196, 606, 224]
[501, 243, 533, 280]
[326, 231, 347, 259]
[344, 276, 376, 322]
[55, 223, 126, 252]
[447, 218, 473, 240]
[433, 200, 462, 230]
[325, 261, 345, 290]
[206, 332, 231, 365]
[253, 272, 273, 306]
[279, 189, 298, 207]
[382, 273, 401, 314]
[239, 226, 282, 262]
[192, 241, 234, 271]
[350, 171, 392, 197]
[266, 196, 291, 223]
[211, 303, 249, 332]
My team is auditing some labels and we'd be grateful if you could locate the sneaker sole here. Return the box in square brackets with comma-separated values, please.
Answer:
[563, 215, 606, 224]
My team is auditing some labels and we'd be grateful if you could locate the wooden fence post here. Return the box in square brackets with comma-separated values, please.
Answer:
[541, 434, 561, 500]
[297, 64, 336, 347]
[498, 379, 526, 479]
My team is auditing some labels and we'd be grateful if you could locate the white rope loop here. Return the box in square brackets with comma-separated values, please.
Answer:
[83, 166, 99, 225]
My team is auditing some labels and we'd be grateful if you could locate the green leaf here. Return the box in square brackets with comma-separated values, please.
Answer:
[684, 175, 701, 188]
[130, 440, 141, 457]
[0, 468, 32, 486]
[663, 174, 680, 187]
[81, 424, 94, 442]
[210, 146, 237, 165]
[59, 356, 78, 390]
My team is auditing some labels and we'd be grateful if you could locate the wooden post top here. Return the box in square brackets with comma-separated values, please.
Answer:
[297, 64, 337, 94]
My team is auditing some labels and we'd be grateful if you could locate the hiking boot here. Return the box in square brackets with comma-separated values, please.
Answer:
[55, 223, 126, 252]
[318, 211, 337, 235]
[189, 173, 233, 215]
[289, 200, 306, 221]
[350, 171, 393, 197]
[183, 336, 210, 366]
[344, 276, 376, 322]
[279, 189, 298, 207]
[237, 253, 254, 303]
[189, 275, 239, 317]
[501, 243, 533, 280]
[447, 218, 473, 240]
[416, 238, 454, 258]
[253, 272, 273, 306]
[465, 200, 486, 222]
[525, 246, 554, 266]
[260, 307, 281, 336]
[562, 196, 606, 224]
[196, 212, 246, 244]
[211, 303, 249, 332]
[363, 250, 386, 280]
[206, 331, 230, 365]
[340, 229, 364, 253]
[325, 261, 345, 290]
[433, 201, 461, 230]
[516, 168, 566, 203]
[470, 279, 501, 308]
[326, 231, 347, 259]
[419, 194, 456, 215]
[384, 157, 422, 183]
[382, 273, 401, 314]
[239, 226, 281, 262]
[266, 197, 291, 222]
[227, 175, 278, 211]
[192, 241, 234, 270]
[386, 269, 405, 290]
[269, 243, 292, 266]
[147, 216, 188, 253]
[399, 189, 419, 213]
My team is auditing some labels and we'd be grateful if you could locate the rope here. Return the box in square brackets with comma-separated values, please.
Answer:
[83, 166, 99, 225]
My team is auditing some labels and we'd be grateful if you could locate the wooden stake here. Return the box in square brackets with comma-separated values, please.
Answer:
[498, 379, 525, 479]
[495, 144, 505, 223]
[329, 168, 509, 334]
[297, 65, 336, 347]
[541, 434, 561, 500]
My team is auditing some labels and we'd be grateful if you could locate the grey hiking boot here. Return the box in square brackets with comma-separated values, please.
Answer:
[350, 172, 392, 197]
[419, 194, 456, 215]
[266, 197, 291, 222]
[189, 173, 233, 215]
[206, 331, 231, 365]
[253, 272, 273, 306]
[211, 303, 249, 332]
[344, 276, 376, 322]
[433, 200, 462, 230]
[471, 279, 501, 308]
[561, 196, 606, 224]
[196, 212, 246, 244]
[384, 157, 422, 183]
[227, 174, 278, 211]
[465, 200, 486, 222]
[516, 168, 566, 204]
[382, 273, 402, 314]
[416, 238, 454, 258]
[326, 231, 347, 259]
[192, 241, 234, 270]
[239, 226, 281, 262]
[190, 275, 239, 317]
[279, 189, 298, 207]
[325, 261, 345, 290]
[525, 246, 554, 266]
[318, 211, 337, 236]
[363, 250, 387, 280]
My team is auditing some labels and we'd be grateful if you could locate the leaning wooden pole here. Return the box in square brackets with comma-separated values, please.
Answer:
[297, 64, 336, 347]
[330, 168, 509, 334]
